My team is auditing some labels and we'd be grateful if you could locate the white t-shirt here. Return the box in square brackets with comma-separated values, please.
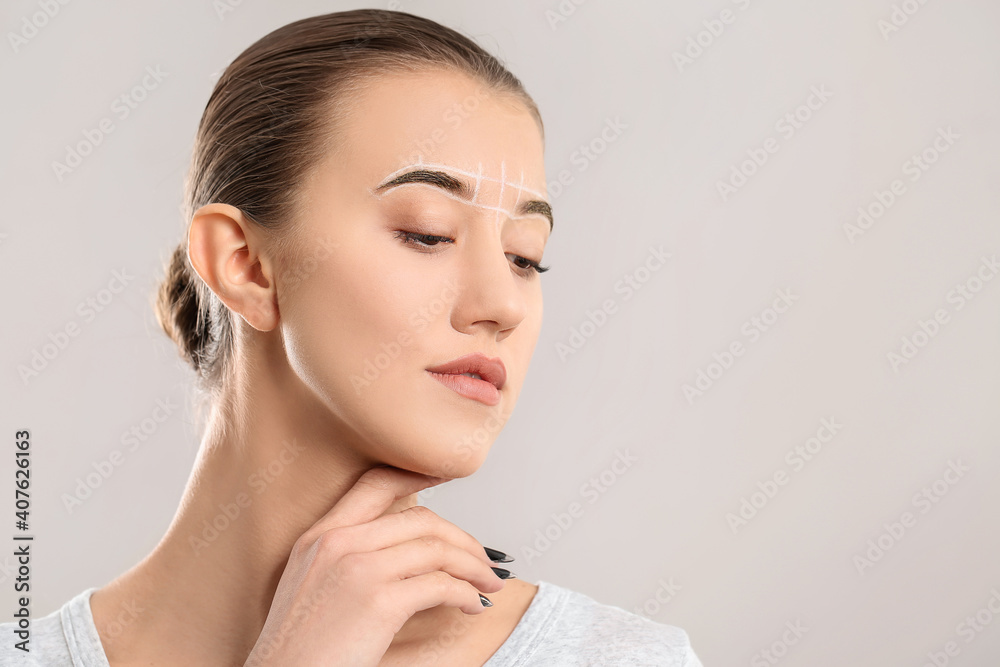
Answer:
[0, 580, 703, 666]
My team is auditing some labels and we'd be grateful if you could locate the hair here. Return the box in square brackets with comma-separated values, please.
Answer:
[153, 8, 543, 408]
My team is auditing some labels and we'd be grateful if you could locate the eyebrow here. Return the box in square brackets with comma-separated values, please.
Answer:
[373, 168, 554, 231]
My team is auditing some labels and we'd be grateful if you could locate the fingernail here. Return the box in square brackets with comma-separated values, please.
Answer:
[479, 594, 493, 607]
[491, 567, 515, 580]
[484, 546, 514, 563]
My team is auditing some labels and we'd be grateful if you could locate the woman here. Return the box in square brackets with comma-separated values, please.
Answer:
[2, 9, 702, 665]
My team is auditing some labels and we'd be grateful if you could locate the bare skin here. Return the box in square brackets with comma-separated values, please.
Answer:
[89, 67, 550, 666]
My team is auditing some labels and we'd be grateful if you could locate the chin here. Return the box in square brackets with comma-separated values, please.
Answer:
[374, 392, 511, 479]
[385, 443, 490, 481]
[424, 448, 491, 480]
[429, 456, 485, 480]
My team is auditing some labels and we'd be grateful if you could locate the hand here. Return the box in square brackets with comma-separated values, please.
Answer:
[243, 466, 505, 666]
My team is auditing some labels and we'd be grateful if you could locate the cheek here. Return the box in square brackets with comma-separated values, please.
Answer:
[278, 238, 448, 404]
[509, 287, 543, 375]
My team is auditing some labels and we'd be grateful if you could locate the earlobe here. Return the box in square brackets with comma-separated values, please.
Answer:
[187, 203, 279, 332]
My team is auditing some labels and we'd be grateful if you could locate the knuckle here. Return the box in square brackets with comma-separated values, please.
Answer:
[418, 534, 445, 554]
[429, 570, 454, 594]
[313, 527, 350, 559]
[336, 551, 368, 579]
[367, 584, 394, 614]
[403, 504, 435, 525]
[290, 532, 317, 558]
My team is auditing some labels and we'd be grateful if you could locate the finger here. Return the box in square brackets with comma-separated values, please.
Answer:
[311, 466, 449, 532]
[367, 535, 504, 595]
[390, 570, 493, 618]
[336, 506, 498, 568]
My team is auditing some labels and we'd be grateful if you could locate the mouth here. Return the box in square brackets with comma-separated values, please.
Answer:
[426, 353, 506, 406]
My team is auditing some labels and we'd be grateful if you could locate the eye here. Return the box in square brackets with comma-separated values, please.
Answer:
[506, 253, 550, 277]
[394, 230, 453, 248]
[395, 231, 551, 278]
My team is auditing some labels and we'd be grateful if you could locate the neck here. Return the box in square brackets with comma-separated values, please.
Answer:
[92, 337, 454, 665]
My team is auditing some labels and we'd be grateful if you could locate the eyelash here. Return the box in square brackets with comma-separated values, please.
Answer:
[394, 231, 550, 277]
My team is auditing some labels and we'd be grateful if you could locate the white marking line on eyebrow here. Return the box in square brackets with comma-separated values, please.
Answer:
[514, 168, 525, 211]
[473, 162, 482, 204]
[495, 161, 507, 231]
[378, 161, 548, 201]
[367, 182, 543, 222]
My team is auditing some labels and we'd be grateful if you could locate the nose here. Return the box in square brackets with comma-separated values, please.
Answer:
[448, 228, 529, 339]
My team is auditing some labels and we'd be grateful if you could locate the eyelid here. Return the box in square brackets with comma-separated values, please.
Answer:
[394, 230, 452, 247]
[394, 230, 549, 277]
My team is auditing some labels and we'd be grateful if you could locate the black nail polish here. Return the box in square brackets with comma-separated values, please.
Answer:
[484, 546, 514, 563]
[491, 567, 515, 580]
[479, 594, 493, 607]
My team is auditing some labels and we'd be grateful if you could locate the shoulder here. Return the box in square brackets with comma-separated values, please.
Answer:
[0, 587, 105, 666]
[541, 582, 702, 666]
[489, 580, 703, 667]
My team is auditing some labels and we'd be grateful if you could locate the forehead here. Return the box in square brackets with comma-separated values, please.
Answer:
[330, 68, 547, 196]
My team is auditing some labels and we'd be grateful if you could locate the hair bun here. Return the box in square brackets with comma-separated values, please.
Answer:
[155, 243, 207, 374]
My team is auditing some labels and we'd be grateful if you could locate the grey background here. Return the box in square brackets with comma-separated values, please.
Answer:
[2, 1, 999, 665]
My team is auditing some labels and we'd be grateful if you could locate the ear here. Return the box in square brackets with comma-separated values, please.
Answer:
[187, 203, 278, 332]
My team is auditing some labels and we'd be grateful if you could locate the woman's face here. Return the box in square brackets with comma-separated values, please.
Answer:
[276, 68, 551, 478]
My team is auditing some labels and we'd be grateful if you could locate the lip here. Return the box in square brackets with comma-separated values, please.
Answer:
[426, 353, 506, 406]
